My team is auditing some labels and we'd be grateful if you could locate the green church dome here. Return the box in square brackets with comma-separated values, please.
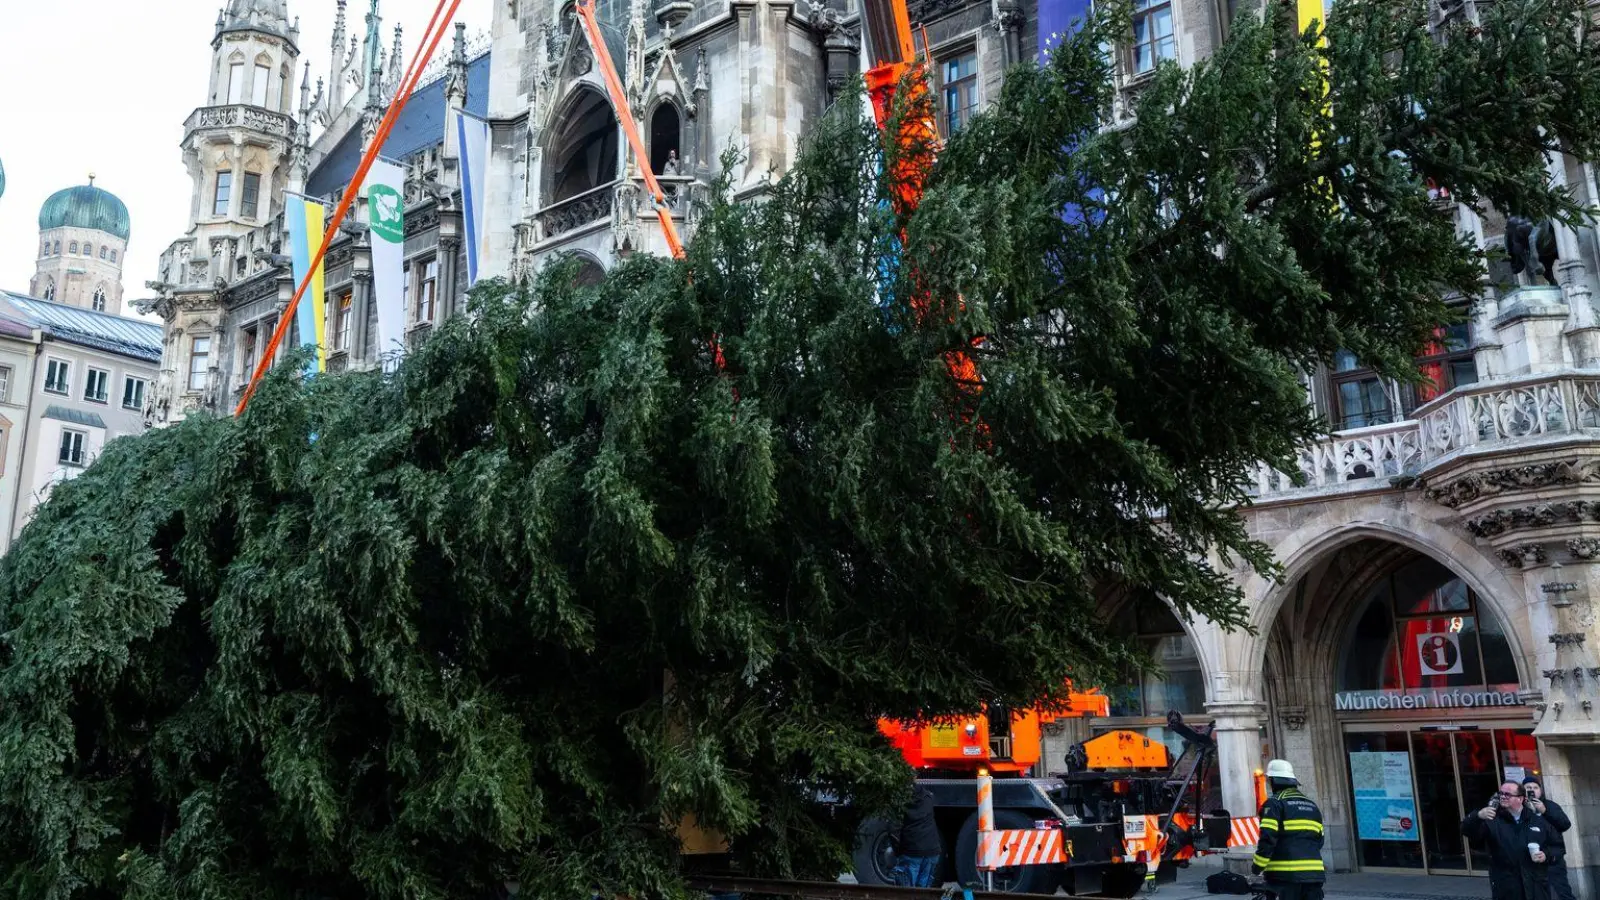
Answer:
[38, 181, 130, 241]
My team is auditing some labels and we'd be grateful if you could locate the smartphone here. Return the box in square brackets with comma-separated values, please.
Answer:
[1490, 794, 1502, 809]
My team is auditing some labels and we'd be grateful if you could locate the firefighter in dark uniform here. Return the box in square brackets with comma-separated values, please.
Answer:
[1252, 759, 1326, 900]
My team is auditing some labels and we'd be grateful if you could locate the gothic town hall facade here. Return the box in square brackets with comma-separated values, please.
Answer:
[140, 0, 1600, 892]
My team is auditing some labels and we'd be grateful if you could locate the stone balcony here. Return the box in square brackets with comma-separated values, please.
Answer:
[182, 104, 294, 140]
[1250, 371, 1600, 504]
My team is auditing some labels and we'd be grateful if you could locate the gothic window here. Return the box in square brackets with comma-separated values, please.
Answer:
[574, 258, 606, 287]
[1132, 0, 1177, 74]
[214, 171, 233, 217]
[91, 289, 106, 312]
[42, 280, 56, 301]
[1106, 593, 1205, 718]
[228, 62, 245, 104]
[252, 63, 271, 108]
[649, 104, 681, 175]
[1336, 555, 1519, 693]
[188, 336, 212, 391]
[241, 172, 262, 219]
[939, 51, 979, 137]
[332, 293, 353, 352]
[549, 89, 620, 203]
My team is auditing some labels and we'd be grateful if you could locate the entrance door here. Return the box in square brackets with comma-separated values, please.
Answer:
[1346, 728, 1531, 876]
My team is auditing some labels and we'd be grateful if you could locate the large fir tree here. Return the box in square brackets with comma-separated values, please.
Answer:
[1, 0, 1598, 896]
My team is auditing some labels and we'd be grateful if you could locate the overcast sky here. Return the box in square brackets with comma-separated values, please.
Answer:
[0, 0, 491, 319]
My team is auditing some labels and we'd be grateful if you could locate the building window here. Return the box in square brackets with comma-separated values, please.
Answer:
[1412, 322, 1477, 407]
[122, 376, 146, 411]
[415, 258, 438, 323]
[1132, 0, 1177, 74]
[0, 366, 12, 403]
[83, 367, 109, 403]
[214, 172, 233, 217]
[42, 281, 56, 301]
[649, 104, 682, 175]
[92, 289, 107, 312]
[44, 359, 70, 394]
[83, 243, 93, 257]
[110, 249, 117, 262]
[69, 241, 78, 254]
[99, 246, 107, 260]
[52, 241, 60, 255]
[332, 293, 353, 351]
[58, 429, 87, 467]
[240, 324, 259, 378]
[1329, 349, 1394, 430]
[1107, 593, 1205, 718]
[227, 62, 245, 104]
[252, 64, 270, 107]
[40, 241, 49, 257]
[241, 172, 262, 219]
[939, 51, 979, 137]
[188, 336, 212, 391]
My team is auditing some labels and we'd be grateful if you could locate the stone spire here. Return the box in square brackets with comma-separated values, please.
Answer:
[385, 24, 405, 97]
[329, 0, 348, 110]
[218, 0, 295, 42]
[444, 22, 468, 107]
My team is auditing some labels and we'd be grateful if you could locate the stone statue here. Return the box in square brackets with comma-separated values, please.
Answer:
[662, 149, 679, 176]
[1505, 215, 1559, 286]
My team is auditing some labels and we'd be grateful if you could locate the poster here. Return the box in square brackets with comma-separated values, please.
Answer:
[1505, 766, 1527, 785]
[1349, 751, 1418, 842]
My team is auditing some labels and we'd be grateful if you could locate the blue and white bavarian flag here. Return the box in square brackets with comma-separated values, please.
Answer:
[455, 109, 491, 286]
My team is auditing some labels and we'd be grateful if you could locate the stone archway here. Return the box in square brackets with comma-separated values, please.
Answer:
[546, 86, 620, 204]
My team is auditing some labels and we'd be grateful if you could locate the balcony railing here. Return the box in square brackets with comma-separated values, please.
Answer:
[1249, 372, 1600, 502]
[535, 182, 617, 242]
[183, 104, 293, 138]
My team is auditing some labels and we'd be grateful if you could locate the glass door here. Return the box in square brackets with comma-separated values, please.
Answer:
[1410, 731, 1468, 871]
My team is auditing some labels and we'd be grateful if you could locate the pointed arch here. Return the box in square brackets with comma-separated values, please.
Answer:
[91, 286, 108, 313]
[546, 86, 619, 203]
[648, 100, 683, 175]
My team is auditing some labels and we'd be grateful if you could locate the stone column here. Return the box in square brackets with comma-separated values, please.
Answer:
[438, 232, 462, 319]
[351, 268, 374, 367]
[1207, 700, 1266, 871]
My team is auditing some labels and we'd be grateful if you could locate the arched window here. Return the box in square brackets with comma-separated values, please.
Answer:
[574, 257, 606, 287]
[110, 249, 118, 262]
[99, 246, 107, 260]
[1106, 593, 1205, 717]
[42, 281, 55, 301]
[69, 242, 78, 254]
[91, 289, 107, 313]
[52, 241, 60, 255]
[549, 89, 620, 203]
[41, 241, 49, 257]
[83, 243, 93, 257]
[1337, 556, 1519, 692]
[649, 103, 682, 175]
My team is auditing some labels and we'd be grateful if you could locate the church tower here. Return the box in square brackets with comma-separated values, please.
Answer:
[181, 0, 300, 282]
[31, 176, 130, 315]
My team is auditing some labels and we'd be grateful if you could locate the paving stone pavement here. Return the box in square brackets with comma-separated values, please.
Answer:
[1147, 865, 1493, 900]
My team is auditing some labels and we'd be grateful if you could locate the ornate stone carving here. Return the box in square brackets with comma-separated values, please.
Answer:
[404, 201, 442, 236]
[536, 185, 615, 240]
[1498, 544, 1548, 568]
[1466, 501, 1595, 538]
[1277, 705, 1308, 731]
[1570, 538, 1600, 560]
[1426, 457, 1600, 509]
[1550, 632, 1587, 647]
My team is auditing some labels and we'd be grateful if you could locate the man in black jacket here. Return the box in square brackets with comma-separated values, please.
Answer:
[1523, 778, 1574, 900]
[890, 785, 942, 887]
[1252, 760, 1326, 900]
[1462, 781, 1554, 900]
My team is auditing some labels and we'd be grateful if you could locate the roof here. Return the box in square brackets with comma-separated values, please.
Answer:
[218, 0, 295, 45]
[39, 183, 131, 241]
[306, 51, 492, 198]
[43, 406, 107, 429]
[0, 292, 162, 362]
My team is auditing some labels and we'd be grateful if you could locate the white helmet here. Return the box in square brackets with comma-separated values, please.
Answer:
[1266, 759, 1297, 782]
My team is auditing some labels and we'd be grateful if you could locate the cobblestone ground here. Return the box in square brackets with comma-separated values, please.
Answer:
[1146, 863, 1493, 900]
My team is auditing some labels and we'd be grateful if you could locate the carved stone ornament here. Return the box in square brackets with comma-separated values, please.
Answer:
[1550, 632, 1587, 647]
[1569, 538, 1600, 560]
[1425, 458, 1600, 510]
[1468, 501, 1596, 538]
[1498, 544, 1549, 568]
[1277, 705, 1308, 731]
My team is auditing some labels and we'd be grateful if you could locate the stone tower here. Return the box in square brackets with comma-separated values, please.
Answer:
[30, 177, 131, 315]
[180, 0, 301, 283]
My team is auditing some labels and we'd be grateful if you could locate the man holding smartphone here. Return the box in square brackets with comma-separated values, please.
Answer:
[1462, 781, 1554, 900]
[1522, 778, 1574, 900]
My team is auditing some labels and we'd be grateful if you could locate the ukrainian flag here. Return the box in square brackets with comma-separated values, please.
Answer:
[285, 192, 329, 374]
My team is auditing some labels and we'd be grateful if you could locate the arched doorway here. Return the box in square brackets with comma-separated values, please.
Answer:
[549, 88, 620, 203]
[1264, 540, 1534, 879]
[649, 103, 681, 175]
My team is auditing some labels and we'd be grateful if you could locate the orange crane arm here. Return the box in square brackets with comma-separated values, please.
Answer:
[573, 0, 686, 260]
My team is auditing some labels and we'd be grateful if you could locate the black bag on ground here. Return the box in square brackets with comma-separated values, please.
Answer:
[1206, 871, 1253, 894]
